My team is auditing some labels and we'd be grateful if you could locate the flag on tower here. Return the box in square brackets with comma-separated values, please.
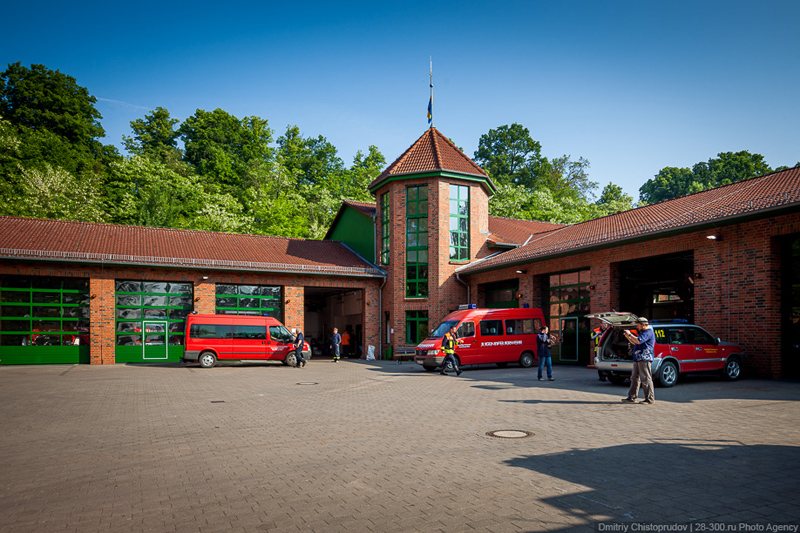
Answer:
[427, 57, 433, 126]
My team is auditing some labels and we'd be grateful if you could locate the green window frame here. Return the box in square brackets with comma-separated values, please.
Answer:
[380, 192, 390, 265]
[547, 270, 591, 331]
[216, 284, 283, 319]
[405, 310, 429, 344]
[449, 184, 470, 261]
[0, 276, 90, 347]
[115, 281, 193, 347]
[406, 185, 428, 298]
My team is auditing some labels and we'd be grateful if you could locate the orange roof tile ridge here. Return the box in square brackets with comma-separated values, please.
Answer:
[0, 215, 319, 243]
[432, 127, 487, 176]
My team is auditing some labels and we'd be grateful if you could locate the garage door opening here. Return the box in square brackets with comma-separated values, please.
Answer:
[304, 288, 364, 359]
[618, 252, 694, 322]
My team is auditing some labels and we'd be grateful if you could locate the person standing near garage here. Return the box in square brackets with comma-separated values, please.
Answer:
[440, 325, 462, 376]
[537, 326, 555, 381]
[622, 317, 655, 404]
[292, 327, 306, 368]
[331, 327, 342, 363]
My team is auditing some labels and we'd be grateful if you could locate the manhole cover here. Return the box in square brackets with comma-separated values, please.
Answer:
[486, 430, 532, 439]
[296, 382, 319, 386]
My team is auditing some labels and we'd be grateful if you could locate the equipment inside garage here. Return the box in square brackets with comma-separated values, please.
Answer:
[304, 288, 364, 358]
[618, 251, 694, 322]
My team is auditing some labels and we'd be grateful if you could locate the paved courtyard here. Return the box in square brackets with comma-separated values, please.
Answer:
[0, 359, 799, 532]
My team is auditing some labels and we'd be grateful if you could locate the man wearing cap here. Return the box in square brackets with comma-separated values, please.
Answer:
[621, 317, 656, 404]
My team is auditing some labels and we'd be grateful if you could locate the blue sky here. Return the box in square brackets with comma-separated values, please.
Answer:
[3, 0, 798, 199]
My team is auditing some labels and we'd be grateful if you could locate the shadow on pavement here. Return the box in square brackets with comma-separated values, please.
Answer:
[358, 360, 800, 403]
[505, 441, 800, 527]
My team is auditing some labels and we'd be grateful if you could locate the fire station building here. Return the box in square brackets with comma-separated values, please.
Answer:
[1, 127, 799, 378]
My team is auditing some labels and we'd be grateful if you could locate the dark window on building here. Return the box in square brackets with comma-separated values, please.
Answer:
[449, 184, 469, 261]
[406, 185, 428, 298]
[405, 310, 429, 344]
[0, 276, 89, 347]
[380, 193, 390, 265]
[216, 284, 282, 319]
[479, 320, 504, 336]
[115, 281, 193, 346]
[548, 270, 591, 332]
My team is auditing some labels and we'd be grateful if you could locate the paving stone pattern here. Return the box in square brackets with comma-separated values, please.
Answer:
[0, 361, 799, 532]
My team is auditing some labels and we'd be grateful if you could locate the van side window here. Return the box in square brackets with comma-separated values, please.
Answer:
[505, 319, 535, 335]
[667, 328, 686, 345]
[479, 320, 503, 336]
[686, 327, 715, 345]
[233, 326, 267, 340]
[190, 324, 234, 339]
[269, 325, 293, 343]
[457, 321, 475, 338]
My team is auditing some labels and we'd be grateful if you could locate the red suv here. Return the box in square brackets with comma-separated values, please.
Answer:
[589, 312, 745, 387]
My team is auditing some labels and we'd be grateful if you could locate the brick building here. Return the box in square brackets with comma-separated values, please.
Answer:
[1, 126, 799, 377]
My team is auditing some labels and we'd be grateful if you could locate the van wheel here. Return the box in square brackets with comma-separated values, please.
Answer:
[496, 362, 509, 368]
[519, 351, 534, 368]
[284, 353, 297, 367]
[658, 360, 678, 387]
[198, 351, 217, 369]
[422, 365, 437, 372]
[724, 355, 742, 380]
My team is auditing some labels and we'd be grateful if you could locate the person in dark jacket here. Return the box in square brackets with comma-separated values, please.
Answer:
[440, 325, 462, 376]
[292, 327, 306, 368]
[331, 327, 342, 362]
[537, 326, 555, 381]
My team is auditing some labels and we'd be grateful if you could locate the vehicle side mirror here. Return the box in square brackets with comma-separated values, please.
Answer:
[716, 337, 721, 345]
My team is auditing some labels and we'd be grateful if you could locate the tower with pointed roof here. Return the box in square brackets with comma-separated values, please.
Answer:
[369, 127, 496, 355]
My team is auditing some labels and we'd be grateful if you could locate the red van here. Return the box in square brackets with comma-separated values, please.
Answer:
[184, 314, 311, 368]
[413, 306, 546, 372]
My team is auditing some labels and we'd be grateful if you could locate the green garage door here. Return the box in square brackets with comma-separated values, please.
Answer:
[0, 276, 90, 364]
[115, 281, 193, 363]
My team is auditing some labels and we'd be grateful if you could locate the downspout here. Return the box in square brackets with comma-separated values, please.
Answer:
[455, 272, 470, 305]
[373, 210, 388, 360]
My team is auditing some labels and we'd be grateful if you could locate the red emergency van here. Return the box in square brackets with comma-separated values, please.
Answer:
[184, 314, 310, 368]
[413, 306, 546, 372]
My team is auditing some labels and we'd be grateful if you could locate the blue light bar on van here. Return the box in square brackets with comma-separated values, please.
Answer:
[457, 304, 478, 310]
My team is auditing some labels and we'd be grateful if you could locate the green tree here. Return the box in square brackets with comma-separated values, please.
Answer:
[15, 164, 105, 221]
[277, 125, 345, 187]
[105, 156, 205, 228]
[0, 63, 104, 147]
[123, 106, 183, 168]
[473, 123, 544, 187]
[595, 183, 635, 216]
[179, 108, 273, 192]
[639, 151, 775, 203]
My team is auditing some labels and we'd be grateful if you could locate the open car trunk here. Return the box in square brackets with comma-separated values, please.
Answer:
[589, 311, 638, 362]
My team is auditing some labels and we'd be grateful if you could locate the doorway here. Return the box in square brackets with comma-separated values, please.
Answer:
[142, 321, 168, 360]
[304, 288, 364, 358]
[618, 252, 694, 322]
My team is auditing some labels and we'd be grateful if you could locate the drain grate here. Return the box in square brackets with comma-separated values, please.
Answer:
[296, 382, 319, 386]
[486, 429, 532, 439]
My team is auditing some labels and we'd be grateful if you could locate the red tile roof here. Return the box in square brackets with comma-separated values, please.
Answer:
[459, 167, 800, 275]
[328, 199, 559, 246]
[369, 127, 492, 191]
[343, 199, 377, 217]
[486, 216, 564, 246]
[0, 218, 385, 277]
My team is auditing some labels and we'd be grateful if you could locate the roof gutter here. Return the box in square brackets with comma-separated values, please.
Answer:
[459, 202, 800, 276]
[0, 250, 387, 279]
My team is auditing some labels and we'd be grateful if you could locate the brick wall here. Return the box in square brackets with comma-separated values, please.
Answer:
[375, 176, 490, 352]
[465, 210, 800, 378]
[0, 262, 382, 364]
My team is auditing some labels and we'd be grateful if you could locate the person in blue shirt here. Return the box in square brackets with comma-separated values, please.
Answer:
[622, 317, 655, 404]
[331, 327, 342, 363]
[536, 326, 555, 381]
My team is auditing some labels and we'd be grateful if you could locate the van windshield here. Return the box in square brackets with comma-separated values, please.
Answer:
[430, 320, 458, 338]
